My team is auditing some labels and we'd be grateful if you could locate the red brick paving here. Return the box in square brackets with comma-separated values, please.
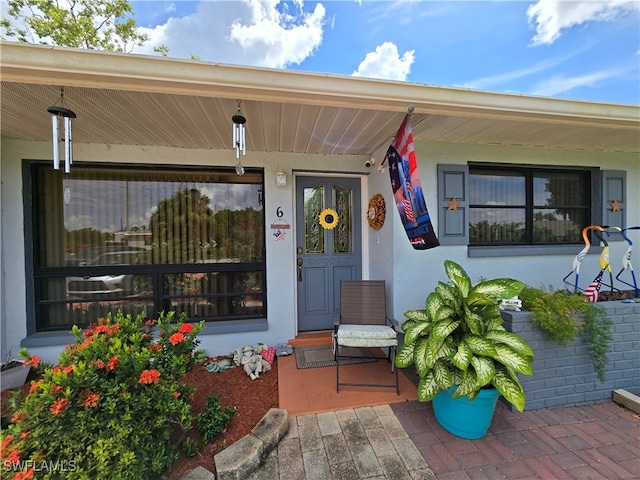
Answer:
[391, 400, 640, 479]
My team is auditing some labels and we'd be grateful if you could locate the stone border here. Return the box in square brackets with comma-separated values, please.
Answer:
[180, 408, 289, 480]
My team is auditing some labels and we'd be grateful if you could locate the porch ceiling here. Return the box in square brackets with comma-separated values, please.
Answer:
[1, 42, 639, 157]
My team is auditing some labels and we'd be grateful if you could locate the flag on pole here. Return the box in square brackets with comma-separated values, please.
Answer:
[386, 114, 439, 250]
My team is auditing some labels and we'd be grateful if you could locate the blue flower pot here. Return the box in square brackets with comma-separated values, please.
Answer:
[432, 385, 501, 439]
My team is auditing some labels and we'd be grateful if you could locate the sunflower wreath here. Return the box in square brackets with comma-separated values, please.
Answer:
[319, 208, 339, 229]
[367, 193, 386, 230]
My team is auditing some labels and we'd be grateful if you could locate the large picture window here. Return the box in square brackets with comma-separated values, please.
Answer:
[469, 166, 591, 245]
[27, 163, 265, 332]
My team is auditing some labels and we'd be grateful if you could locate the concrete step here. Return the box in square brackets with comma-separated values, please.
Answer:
[287, 331, 332, 348]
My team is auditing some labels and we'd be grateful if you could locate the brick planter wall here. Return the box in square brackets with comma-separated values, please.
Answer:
[501, 301, 640, 411]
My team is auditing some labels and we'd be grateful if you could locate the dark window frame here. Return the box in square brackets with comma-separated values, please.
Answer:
[23, 160, 267, 334]
[468, 164, 593, 247]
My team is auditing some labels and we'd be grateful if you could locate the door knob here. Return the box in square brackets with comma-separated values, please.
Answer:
[297, 257, 303, 282]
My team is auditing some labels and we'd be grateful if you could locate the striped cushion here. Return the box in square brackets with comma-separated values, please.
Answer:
[337, 324, 397, 348]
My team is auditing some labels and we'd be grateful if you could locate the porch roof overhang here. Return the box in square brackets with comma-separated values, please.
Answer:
[1, 41, 639, 157]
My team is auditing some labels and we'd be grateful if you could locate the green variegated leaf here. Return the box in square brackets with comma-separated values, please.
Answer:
[417, 371, 440, 402]
[470, 356, 495, 386]
[436, 337, 456, 361]
[492, 365, 525, 412]
[414, 337, 430, 376]
[450, 368, 463, 386]
[400, 319, 416, 334]
[434, 305, 456, 322]
[463, 334, 497, 357]
[486, 317, 505, 331]
[426, 333, 445, 366]
[490, 344, 533, 375]
[435, 281, 457, 304]
[404, 320, 431, 345]
[486, 330, 534, 357]
[444, 260, 471, 298]
[467, 389, 480, 402]
[463, 306, 484, 335]
[425, 292, 444, 321]
[432, 318, 461, 341]
[451, 341, 472, 371]
[433, 359, 453, 389]
[404, 309, 429, 324]
[395, 343, 415, 368]
[466, 291, 496, 307]
[454, 369, 478, 398]
[473, 278, 525, 300]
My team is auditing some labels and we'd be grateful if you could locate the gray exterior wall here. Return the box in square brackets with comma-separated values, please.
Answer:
[502, 302, 640, 411]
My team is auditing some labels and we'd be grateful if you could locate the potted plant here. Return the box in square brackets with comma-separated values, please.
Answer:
[0, 352, 32, 392]
[395, 260, 534, 439]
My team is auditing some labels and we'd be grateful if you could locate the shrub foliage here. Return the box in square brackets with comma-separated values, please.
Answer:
[1, 311, 203, 479]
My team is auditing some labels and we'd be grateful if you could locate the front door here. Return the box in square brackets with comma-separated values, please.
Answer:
[296, 176, 362, 332]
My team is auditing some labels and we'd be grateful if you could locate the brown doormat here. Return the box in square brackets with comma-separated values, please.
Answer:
[294, 344, 377, 369]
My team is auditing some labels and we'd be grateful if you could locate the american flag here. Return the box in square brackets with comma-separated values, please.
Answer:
[385, 114, 439, 250]
[584, 271, 604, 302]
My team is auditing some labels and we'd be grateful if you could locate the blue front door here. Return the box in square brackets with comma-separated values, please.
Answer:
[296, 176, 362, 331]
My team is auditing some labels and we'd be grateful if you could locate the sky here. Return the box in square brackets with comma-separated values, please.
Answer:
[122, 0, 640, 105]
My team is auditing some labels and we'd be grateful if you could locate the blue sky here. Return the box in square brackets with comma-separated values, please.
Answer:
[128, 0, 639, 105]
[4, 0, 638, 104]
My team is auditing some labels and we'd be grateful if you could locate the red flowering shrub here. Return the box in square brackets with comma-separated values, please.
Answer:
[1, 311, 203, 479]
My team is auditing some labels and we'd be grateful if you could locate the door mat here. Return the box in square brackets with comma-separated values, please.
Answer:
[294, 344, 377, 369]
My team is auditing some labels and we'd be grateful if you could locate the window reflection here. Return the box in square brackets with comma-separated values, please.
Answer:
[31, 165, 266, 330]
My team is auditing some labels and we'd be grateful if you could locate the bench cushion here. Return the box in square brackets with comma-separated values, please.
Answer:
[336, 324, 398, 348]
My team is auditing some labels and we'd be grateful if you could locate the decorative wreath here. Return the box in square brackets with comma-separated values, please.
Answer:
[367, 193, 386, 230]
[319, 208, 339, 230]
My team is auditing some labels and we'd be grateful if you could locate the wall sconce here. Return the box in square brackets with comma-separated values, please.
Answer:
[275, 168, 287, 188]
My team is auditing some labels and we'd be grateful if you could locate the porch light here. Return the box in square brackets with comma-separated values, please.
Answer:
[275, 168, 287, 187]
[232, 100, 246, 176]
[47, 87, 76, 173]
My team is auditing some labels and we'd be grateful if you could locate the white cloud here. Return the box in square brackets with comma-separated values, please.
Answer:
[229, 0, 326, 68]
[530, 67, 631, 96]
[137, 0, 326, 68]
[527, 0, 640, 46]
[352, 42, 414, 81]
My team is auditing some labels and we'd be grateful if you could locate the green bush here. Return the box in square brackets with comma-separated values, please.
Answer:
[519, 286, 611, 381]
[196, 395, 237, 444]
[0, 311, 204, 479]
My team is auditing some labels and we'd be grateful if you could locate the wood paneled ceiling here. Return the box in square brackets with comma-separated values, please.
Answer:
[2, 42, 638, 157]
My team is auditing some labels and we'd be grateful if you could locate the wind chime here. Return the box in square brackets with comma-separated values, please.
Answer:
[232, 100, 246, 176]
[47, 87, 77, 173]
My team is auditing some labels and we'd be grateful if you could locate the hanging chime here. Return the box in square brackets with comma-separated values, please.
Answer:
[232, 100, 246, 175]
[47, 87, 77, 173]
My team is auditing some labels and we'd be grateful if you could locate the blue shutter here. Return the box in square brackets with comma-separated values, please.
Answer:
[437, 164, 468, 245]
[602, 170, 626, 239]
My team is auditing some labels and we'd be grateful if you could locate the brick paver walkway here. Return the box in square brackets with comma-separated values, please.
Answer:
[392, 400, 640, 479]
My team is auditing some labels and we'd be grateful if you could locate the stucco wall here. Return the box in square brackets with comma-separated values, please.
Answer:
[2, 135, 639, 364]
[0, 137, 371, 362]
[388, 140, 640, 321]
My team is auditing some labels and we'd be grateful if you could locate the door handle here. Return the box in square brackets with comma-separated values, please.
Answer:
[297, 257, 303, 282]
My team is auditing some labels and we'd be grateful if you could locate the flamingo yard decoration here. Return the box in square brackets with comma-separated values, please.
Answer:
[563, 225, 605, 293]
[616, 226, 640, 298]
